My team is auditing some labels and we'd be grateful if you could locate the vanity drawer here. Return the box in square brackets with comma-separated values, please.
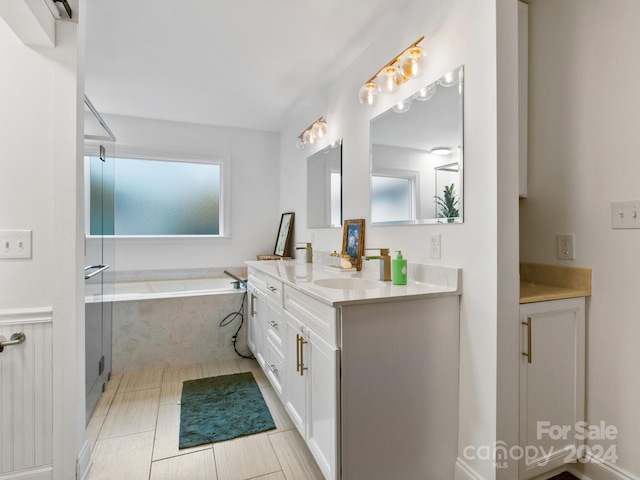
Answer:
[248, 270, 283, 306]
[265, 303, 284, 345]
[284, 286, 337, 346]
[265, 335, 284, 398]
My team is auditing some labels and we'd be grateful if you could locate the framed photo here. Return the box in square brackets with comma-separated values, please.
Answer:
[274, 212, 295, 257]
[342, 219, 365, 271]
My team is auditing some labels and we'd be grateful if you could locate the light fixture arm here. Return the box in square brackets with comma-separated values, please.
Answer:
[364, 36, 425, 84]
[297, 116, 325, 140]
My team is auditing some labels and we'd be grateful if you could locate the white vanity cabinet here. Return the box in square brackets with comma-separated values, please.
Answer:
[247, 270, 285, 398]
[283, 287, 340, 480]
[519, 297, 585, 479]
[247, 262, 461, 480]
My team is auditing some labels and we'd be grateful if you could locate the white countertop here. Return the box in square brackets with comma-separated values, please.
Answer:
[245, 260, 461, 307]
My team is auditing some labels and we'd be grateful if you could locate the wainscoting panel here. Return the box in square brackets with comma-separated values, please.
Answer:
[0, 309, 53, 476]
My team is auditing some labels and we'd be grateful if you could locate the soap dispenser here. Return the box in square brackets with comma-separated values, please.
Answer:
[392, 251, 407, 285]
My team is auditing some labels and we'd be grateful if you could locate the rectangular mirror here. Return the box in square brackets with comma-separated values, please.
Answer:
[370, 66, 464, 225]
[307, 139, 342, 228]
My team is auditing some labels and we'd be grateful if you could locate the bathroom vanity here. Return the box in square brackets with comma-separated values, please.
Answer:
[518, 263, 591, 479]
[246, 260, 461, 480]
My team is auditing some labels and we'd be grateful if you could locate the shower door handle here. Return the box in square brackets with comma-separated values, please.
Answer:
[85, 264, 110, 280]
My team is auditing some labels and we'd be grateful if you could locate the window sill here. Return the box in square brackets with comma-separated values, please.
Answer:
[86, 235, 232, 244]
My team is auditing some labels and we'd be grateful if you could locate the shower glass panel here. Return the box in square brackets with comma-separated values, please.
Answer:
[84, 97, 116, 423]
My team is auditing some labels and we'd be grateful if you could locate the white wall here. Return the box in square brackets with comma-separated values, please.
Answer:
[96, 114, 281, 273]
[522, 1, 640, 478]
[0, 12, 87, 480]
[279, 0, 520, 478]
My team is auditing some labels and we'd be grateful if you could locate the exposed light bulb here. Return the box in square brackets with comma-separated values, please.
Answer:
[392, 97, 412, 113]
[302, 129, 315, 145]
[296, 138, 306, 149]
[358, 82, 380, 106]
[438, 71, 459, 87]
[414, 83, 437, 101]
[311, 120, 327, 139]
[375, 65, 404, 94]
[399, 46, 427, 79]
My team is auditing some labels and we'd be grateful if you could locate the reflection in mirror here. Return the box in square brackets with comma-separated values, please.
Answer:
[307, 139, 342, 228]
[370, 65, 463, 225]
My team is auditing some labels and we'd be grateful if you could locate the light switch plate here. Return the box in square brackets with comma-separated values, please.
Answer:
[0, 230, 32, 259]
[612, 201, 640, 229]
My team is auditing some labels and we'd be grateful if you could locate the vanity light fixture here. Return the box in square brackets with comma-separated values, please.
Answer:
[358, 36, 427, 106]
[296, 117, 328, 150]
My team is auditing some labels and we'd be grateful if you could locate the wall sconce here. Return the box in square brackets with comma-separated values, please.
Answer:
[358, 36, 427, 107]
[296, 117, 328, 149]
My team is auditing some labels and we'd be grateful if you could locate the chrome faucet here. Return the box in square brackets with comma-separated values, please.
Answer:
[364, 248, 391, 281]
[296, 242, 313, 263]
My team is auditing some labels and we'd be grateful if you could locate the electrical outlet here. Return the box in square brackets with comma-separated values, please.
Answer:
[557, 234, 575, 260]
[429, 233, 441, 259]
[0, 230, 32, 259]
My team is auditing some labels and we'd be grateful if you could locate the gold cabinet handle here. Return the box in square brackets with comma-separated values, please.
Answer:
[268, 319, 278, 327]
[522, 317, 532, 364]
[299, 335, 308, 376]
[296, 334, 301, 373]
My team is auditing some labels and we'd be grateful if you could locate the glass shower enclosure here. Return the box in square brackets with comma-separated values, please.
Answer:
[84, 96, 116, 423]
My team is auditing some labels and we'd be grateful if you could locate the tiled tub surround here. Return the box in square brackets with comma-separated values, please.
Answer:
[90, 269, 249, 373]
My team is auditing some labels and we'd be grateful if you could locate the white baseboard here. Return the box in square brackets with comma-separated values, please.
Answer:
[454, 455, 639, 480]
[455, 457, 485, 480]
[574, 453, 639, 480]
[77, 440, 93, 480]
[0, 466, 52, 480]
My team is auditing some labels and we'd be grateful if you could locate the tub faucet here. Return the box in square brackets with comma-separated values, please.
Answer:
[364, 248, 391, 281]
[296, 242, 313, 263]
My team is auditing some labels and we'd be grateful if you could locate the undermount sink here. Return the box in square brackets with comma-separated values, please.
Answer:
[313, 277, 385, 290]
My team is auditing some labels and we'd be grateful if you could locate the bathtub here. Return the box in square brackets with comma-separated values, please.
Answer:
[86, 271, 249, 373]
[85, 276, 243, 303]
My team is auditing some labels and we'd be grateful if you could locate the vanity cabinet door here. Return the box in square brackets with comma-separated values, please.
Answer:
[519, 297, 585, 479]
[284, 310, 339, 480]
[284, 311, 307, 436]
[307, 329, 340, 480]
[247, 286, 266, 367]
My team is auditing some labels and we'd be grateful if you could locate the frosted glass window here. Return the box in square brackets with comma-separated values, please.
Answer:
[90, 156, 222, 235]
[371, 175, 413, 224]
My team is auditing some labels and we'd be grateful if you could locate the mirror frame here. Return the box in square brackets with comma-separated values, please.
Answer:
[369, 65, 464, 226]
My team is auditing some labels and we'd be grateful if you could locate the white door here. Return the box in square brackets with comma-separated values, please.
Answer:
[284, 311, 307, 436]
[519, 297, 585, 479]
[307, 331, 340, 480]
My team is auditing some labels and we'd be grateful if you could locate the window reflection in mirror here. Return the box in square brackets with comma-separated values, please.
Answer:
[370, 66, 463, 225]
[307, 139, 342, 228]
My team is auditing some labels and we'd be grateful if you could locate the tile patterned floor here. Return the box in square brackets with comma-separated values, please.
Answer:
[87, 358, 324, 480]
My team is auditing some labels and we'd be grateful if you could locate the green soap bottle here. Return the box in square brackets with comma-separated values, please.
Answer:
[392, 250, 407, 285]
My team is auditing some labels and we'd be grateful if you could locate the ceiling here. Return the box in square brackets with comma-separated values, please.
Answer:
[85, 0, 415, 133]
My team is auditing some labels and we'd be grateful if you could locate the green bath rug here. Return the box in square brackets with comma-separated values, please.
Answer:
[179, 371, 276, 449]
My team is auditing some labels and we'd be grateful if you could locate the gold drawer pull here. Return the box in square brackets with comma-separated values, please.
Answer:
[521, 317, 532, 364]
